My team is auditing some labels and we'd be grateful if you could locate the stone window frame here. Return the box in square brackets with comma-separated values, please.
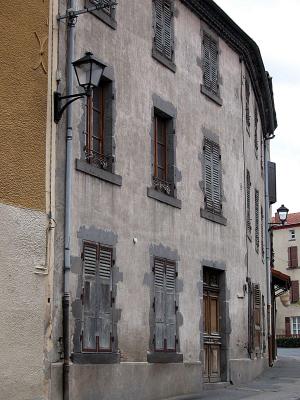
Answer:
[147, 95, 181, 209]
[85, 0, 117, 30]
[76, 63, 122, 187]
[152, 0, 176, 73]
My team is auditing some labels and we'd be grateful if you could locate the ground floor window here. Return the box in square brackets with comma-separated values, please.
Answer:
[291, 317, 300, 334]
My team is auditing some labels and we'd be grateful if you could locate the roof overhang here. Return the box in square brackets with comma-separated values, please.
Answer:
[272, 268, 291, 297]
[180, 0, 277, 137]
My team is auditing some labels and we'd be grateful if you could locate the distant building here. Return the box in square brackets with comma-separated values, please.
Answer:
[273, 213, 300, 336]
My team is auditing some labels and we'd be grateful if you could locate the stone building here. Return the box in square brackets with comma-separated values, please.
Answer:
[0, 0, 278, 399]
[273, 213, 300, 336]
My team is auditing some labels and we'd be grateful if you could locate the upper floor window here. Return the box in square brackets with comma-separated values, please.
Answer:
[86, 77, 113, 172]
[245, 77, 250, 131]
[261, 206, 265, 262]
[86, 0, 117, 29]
[255, 189, 259, 253]
[290, 316, 300, 334]
[288, 246, 298, 268]
[254, 105, 258, 157]
[203, 139, 222, 215]
[246, 170, 251, 236]
[289, 229, 296, 241]
[152, 0, 175, 72]
[290, 281, 299, 304]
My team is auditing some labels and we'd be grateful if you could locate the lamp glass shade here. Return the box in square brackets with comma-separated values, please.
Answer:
[73, 52, 105, 91]
[277, 204, 289, 224]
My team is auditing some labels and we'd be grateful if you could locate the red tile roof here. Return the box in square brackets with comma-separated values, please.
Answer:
[272, 212, 300, 226]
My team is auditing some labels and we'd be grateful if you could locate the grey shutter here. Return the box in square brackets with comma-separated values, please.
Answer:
[166, 119, 175, 194]
[203, 34, 211, 90]
[163, 1, 173, 60]
[204, 139, 221, 214]
[165, 262, 176, 350]
[255, 190, 259, 251]
[245, 78, 250, 128]
[261, 206, 264, 261]
[246, 170, 251, 233]
[103, 81, 113, 171]
[210, 39, 218, 94]
[268, 161, 277, 205]
[254, 106, 258, 152]
[212, 142, 221, 214]
[154, 259, 165, 350]
[98, 246, 113, 350]
[254, 284, 261, 354]
[154, 0, 164, 54]
[82, 243, 98, 351]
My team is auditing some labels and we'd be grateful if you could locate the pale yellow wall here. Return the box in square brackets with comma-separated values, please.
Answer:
[274, 225, 300, 334]
[0, 0, 49, 211]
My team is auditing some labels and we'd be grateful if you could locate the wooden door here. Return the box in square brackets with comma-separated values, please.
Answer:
[203, 269, 221, 383]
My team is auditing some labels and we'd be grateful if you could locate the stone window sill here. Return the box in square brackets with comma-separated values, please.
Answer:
[76, 159, 122, 186]
[152, 48, 176, 73]
[71, 352, 120, 364]
[200, 208, 227, 226]
[147, 351, 183, 363]
[147, 187, 181, 209]
[200, 85, 222, 106]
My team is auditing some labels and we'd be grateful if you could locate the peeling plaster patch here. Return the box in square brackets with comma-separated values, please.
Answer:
[149, 243, 180, 261]
[77, 225, 118, 246]
[202, 127, 220, 143]
[201, 259, 226, 271]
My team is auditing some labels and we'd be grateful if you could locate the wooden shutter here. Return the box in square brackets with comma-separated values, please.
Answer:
[261, 206, 264, 261]
[291, 246, 298, 268]
[291, 281, 299, 303]
[82, 243, 98, 351]
[203, 34, 211, 90]
[204, 139, 221, 214]
[253, 284, 261, 354]
[154, 259, 165, 350]
[210, 39, 218, 94]
[285, 317, 291, 336]
[246, 170, 251, 233]
[203, 34, 218, 94]
[165, 262, 176, 350]
[245, 78, 250, 128]
[166, 120, 175, 193]
[254, 106, 258, 152]
[163, 1, 173, 60]
[98, 246, 113, 350]
[255, 190, 259, 251]
[154, 0, 164, 54]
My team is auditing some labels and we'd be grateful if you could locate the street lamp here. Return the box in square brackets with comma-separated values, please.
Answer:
[54, 52, 106, 123]
[276, 204, 289, 225]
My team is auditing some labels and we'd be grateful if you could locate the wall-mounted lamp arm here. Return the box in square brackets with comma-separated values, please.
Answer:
[54, 91, 86, 123]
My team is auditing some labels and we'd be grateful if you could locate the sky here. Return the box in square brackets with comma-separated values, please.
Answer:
[214, 0, 300, 214]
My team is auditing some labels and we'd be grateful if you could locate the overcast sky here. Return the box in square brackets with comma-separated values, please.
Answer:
[214, 0, 300, 214]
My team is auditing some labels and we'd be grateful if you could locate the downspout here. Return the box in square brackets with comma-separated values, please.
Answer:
[63, 1, 76, 399]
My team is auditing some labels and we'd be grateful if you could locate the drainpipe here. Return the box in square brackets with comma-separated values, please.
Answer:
[63, 1, 76, 399]
[264, 138, 272, 366]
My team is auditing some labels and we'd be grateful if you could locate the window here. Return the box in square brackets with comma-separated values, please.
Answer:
[254, 106, 258, 156]
[290, 317, 300, 335]
[152, 111, 175, 197]
[260, 129, 264, 174]
[85, 78, 113, 172]
[246, 170, 251, 235]
[152, 0, 175, 71]
[288, 246, 298, 268]
[289, 229, 296, 241]
[245, 77, 250, 131]
[249, 283, 262, 356]
[255, 190, 259, 252]
[153, 258, 177, 352]
[201, 33, 222, 105]
[203, 139, 222, 215]
[86, 0, 117, 29]
[290, 281, 299, 303]
[81, 242, 114, 353]
[261, 206, 265, 262]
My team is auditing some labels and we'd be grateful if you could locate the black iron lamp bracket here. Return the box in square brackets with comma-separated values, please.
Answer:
[54, 91, 86, 124]
[57, 1, 118, 23]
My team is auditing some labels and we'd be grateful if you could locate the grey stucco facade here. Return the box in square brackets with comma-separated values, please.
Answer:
[48, 0, 277, 399]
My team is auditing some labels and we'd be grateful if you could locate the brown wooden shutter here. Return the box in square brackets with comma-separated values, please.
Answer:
[82, 242, 98, 351]
[291, 246, 298, 268]
[98, 246, 113, 350]
[285, 317, 291, 336]
[165, 262, 176, 350]
[154, 258, 165, 350]
[291, 280, 299, 303]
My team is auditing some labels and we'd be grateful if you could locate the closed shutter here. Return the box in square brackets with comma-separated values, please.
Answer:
[255, 190, 259, 251]
[203, 34, 218, 94]
[245, 78, 250, 128]
[203, 34, 211, 90]
[166, 120, 175, 194]
[204, 139, 221, 214]
[291, 280, 299, 303]
[98, 246, 113, 350]
[163, 1, 173, 60]
[246, 170, 251, 233]
[154, 259, 165, 350]
[254, 106, 258, 152]
[261, 206, 264, 261]
[82, 243, 98, 351]
[291, 246, 298, 268]
[154, 0, 164, 54]
[210, 39, 218, 94]
[165, 262, 176, 350]
[253, 284, 261, 354]
[285, 317, 291, 336]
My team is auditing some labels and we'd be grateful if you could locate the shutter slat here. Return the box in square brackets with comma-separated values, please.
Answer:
[84, 244, 97, 276]
[165, 263, 176, 350]
[155, 0, 164, 54]
[163, 2, 172, 60]
[154, 258, 165, 350]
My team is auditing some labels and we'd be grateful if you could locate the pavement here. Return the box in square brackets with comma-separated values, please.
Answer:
[164, 348, 300, 400]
